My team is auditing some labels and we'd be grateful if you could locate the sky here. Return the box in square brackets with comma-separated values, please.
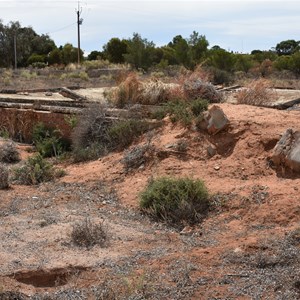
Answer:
[1, 0, 300, 55]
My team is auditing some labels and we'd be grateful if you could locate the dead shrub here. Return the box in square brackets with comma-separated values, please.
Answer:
[236, 79, 277, 106]
[183, 78, 223, 103]
[0, 164, 9, 189]
[71, 103, 111, 161]
[71, 218, 108, 249]
[110, 73, 177, 107]
[112, 72, 141, 107]
[122, 141, 155, 171]
[0, 141, 20, 163]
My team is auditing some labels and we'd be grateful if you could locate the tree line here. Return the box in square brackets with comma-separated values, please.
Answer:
[1, 20, 300, 80]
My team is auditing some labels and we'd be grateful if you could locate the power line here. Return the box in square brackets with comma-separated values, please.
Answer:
[46, 22, 76, 35]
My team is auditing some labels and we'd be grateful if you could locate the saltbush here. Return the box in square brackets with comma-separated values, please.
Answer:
[0, 142, 20, 163]
[14, 154, 56, 185]
[140, 177, 210, 226]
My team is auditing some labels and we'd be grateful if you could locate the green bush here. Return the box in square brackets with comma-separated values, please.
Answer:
[140, 177, 210, 226]
[14, 154, 58, 185]
[163, 98, 208, 127]
[166, 100, 193, 127]
[108, 119, 149, 150]
[32, 123, 70, 157]
[190, 99, 209, 116]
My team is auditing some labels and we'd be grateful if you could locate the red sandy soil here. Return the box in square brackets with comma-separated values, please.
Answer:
[0, 103, 300, 299]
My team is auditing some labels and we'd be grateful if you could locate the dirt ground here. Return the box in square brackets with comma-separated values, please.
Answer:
[0, 103, 300, 299]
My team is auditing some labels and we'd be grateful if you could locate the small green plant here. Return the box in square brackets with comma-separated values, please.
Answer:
[0, 128, 10, 139]
[190, 99, 209, 116]
[64, 114, 78, 129]
[32, 122, 70, 157]
[140, 177, 210, 226]
[14, 154, 57, 185]
[0, 164, 9, 189]
[0, 142, 20, 163]
[166, 100, 193, 127]
[71, 218, 108, 249]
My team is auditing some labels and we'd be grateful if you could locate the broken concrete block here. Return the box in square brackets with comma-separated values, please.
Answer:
[271, 128, 300, 172]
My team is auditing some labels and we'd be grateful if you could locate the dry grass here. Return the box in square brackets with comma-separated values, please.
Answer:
[236, 79, 278, 106]
[71, 218, 109, 249]
[110, 73, 178, 107]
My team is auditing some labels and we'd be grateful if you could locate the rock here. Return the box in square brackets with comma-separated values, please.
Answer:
[207, 144, 217, 157]
[198, 105, 229, 135]
[214, 165, 220, 171]
[45, 92, 53, 96]
[207, 105, 229, 135]
[271, 128, 300, 172]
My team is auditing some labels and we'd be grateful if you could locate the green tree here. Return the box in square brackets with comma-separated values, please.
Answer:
[123, 33, 156, 70]
[61, 43, 83, 65]
[103, 37, 128, 63]
[188, 31, 209, 68]
[0, 20, 56, 67]
[48, 48, 63, 65]
[169, 35, 190, 67]
[87, 50, 104, 61]
[234, 54, 253, 73]
[275, 39, 299, 56]
[208, 48, 235, 72]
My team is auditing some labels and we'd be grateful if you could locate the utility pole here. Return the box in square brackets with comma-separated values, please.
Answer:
[14, 34, 17, 70]
[76, 2, 83, 65]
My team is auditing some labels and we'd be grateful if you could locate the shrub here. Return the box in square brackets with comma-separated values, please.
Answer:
[72, 142, 108, 163]
[236, 79, 277, 106]
[72, 103, 150, 161]
[0, 142, 20, 163]
[72, 103, 110, 150]
[14, 154, 56, 185]
[112, 72, 141, 107]
[183, 78, 223, 103]
[190, 99, 209, 116]
[209, 67, 233, 85]
[71, 218, 108, 249]
[107, 119, 149, 150]
[166, 100, 194, 127]
[122, 142, 155, 171]
[140, 177, 210, 226]
[0, 164, 9, 189]
[110, 73, 174, 107]
[32, 123, 70, 157]
[0, 128, 10, 139]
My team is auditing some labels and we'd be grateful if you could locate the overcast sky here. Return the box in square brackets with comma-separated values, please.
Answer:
[1, 0, 300, 55]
